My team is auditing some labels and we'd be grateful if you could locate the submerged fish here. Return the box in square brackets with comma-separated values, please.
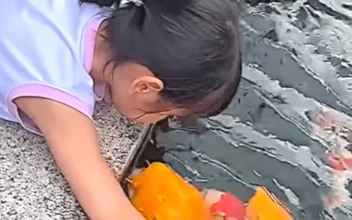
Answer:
[128, 162, 293, 220]
[128, 162, 212, 220]
[311, 107, 352, 210]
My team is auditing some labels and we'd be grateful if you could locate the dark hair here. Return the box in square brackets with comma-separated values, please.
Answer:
[81, 0, 242, 117]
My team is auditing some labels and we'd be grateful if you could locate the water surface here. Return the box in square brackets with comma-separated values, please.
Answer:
[142, 1, 352, 219]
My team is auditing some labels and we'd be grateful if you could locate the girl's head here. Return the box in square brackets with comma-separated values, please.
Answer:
[88, 0, 242, 124]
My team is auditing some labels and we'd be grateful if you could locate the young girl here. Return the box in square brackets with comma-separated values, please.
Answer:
[0, 0, 242, 219]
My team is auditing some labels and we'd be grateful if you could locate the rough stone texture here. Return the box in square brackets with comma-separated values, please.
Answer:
[0, 102, 143, 220]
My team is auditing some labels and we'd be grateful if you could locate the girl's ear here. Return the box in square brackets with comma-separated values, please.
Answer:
[130, 76, 163, 94]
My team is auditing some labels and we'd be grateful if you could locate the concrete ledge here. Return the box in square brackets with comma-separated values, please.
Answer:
[0, 102, 145, 219]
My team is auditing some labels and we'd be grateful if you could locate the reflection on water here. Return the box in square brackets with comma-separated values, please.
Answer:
[142, 1, 352, 219]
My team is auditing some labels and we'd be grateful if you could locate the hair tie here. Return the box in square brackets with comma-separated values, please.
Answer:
[119, 0, 143, 8]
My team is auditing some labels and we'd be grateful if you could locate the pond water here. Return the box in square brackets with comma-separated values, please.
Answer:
[140, 0, 352, 219]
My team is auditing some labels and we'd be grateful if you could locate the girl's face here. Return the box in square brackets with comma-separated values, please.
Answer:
[103, 63, 190, 125]
[91, 32, 189, 124]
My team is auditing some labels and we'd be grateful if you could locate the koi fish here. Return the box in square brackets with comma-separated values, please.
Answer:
[128, 162, 293, 220]
[311, 107, 352, 210]
[128, 162, 212, 220]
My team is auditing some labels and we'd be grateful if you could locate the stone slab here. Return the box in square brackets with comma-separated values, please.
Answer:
[0, 102, 145, 220]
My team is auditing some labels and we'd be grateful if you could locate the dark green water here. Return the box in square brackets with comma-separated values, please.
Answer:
[140, 1, 352, 219]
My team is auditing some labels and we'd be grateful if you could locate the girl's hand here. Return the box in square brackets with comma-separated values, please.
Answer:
[15, 97, 145, 220]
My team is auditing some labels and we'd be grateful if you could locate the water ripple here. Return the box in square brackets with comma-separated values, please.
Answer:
[150, 0, 352, 219]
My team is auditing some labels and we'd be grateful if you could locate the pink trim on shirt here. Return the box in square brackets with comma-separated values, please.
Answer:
[7, 84, 93, 135]
[82, 16, 106, 101]
[5, 16, 106, 135]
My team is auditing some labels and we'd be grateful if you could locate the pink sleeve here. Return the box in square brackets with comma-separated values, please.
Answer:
[7, 84, 94, 135]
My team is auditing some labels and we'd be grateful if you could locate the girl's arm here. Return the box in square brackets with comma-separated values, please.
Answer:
[14, 97, 144, 220]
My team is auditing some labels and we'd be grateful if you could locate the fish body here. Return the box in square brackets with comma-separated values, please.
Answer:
[128, 162, 212, 220]
[128, 162, 293, 220]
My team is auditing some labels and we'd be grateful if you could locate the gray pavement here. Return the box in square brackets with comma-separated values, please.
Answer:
[0, 102, 143, 219]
